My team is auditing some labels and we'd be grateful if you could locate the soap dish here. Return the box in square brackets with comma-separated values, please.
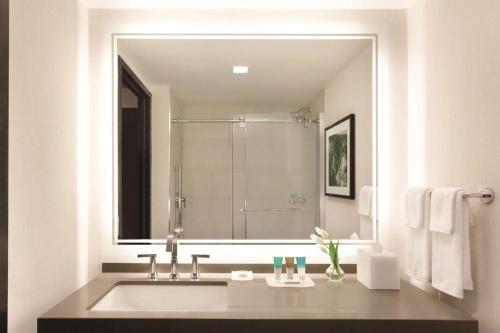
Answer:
[231, 270, 253, 281]
[265, 276, 315, 288]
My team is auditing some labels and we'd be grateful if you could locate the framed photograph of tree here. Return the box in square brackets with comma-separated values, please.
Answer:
[325, 114, 355, 199]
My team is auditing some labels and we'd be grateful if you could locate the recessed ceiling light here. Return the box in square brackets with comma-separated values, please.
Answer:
[232, 66, 249, 74]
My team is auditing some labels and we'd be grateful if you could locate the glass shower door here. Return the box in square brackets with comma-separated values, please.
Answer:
[233, 113, 319, 239]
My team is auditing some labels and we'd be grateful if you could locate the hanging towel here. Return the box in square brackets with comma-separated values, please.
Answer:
[359, 215, 373, 240]
[431, 189, 473, 299]
[405, 187, 431, 228]
[405, 189, 432, 282]
[358, 186, 372, 217]
[429, 188, 461, 234]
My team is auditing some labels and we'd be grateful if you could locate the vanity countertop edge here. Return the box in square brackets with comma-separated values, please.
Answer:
[38, 273, 478, 333]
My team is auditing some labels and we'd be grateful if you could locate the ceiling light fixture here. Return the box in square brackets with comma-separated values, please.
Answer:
[232, 66, 249, 74]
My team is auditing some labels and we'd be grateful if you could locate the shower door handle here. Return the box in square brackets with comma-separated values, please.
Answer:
[175, 165, 186, 209]
[174, 165, 185, 237]
[240, 207, 300, 212]
[176, 196, 186, 208]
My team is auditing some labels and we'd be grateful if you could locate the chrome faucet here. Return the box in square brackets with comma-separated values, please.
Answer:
[137, 254, 159, 281]
[166, 232, 180, 280]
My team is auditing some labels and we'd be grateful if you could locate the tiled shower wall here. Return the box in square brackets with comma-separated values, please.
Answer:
[179, 107, 234, 239]
[178, 106, 319, 239]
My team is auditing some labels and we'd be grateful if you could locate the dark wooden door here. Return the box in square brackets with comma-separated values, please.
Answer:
[118, 57, 152, 240]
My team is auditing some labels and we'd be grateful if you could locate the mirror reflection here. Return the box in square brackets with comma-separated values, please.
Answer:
[115, 37, 375, 242]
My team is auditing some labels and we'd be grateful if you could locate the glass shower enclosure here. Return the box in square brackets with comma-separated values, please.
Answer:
[171, 111, 319, 240]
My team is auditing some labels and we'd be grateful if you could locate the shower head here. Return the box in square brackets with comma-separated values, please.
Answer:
[291, 106, 313, 127]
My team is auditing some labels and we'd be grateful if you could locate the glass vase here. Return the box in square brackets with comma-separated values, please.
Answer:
[326, 261, 344, 282]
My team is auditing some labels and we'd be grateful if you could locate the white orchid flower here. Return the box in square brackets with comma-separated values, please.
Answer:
[319, 244, 329, 254]
[310, 234, 324, 245]
[314, 227, 329, 239]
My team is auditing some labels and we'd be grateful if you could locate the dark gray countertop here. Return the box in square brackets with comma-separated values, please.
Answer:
[40, 273, 476, 322]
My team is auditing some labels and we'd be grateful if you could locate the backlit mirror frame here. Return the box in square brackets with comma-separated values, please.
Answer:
[112, 34, 378, 246]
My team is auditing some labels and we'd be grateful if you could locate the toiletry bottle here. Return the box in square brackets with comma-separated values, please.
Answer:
[273, 256, 283, 281]
[296, 256, 306, 281]
[285, 257, 295, 280]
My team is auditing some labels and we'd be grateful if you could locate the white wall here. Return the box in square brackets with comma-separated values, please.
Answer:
[150, 86, 175, 238]
[311, 90, 325, 232]
[377, 9, 408, 258]
[323, 46, 373, 239]
[88, 9, 407, 264]
[8, 1, 95, 333]
[403, 1, 500, 332]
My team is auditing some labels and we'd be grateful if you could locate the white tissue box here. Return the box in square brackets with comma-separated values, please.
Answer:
[357, 248, 400, 289]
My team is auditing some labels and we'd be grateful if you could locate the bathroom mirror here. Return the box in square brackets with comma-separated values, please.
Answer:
[113, 35, 377, 244]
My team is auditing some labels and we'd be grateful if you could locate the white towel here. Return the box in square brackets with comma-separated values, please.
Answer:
[359, 215, 373, 240]
[405, 189, 432, 282]
[431, 190, 473, 299]
[429, 188, 461, 234]
[405, 187, 431, 228]
[358, 186, 372, 217]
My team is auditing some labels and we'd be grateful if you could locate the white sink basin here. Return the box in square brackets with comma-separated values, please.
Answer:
[90, 281, 228, 312]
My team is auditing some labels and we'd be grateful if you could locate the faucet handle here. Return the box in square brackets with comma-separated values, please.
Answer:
[166, 234, 177, 253]
[191, 254, 210, 259]
[138, 254, 156, 259]
[138, 254, 159, 281]
[190, 254, 210, 281]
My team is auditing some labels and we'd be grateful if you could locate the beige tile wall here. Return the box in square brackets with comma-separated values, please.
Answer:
[181, 107, 234, 239]
[168, 90, 184, 235]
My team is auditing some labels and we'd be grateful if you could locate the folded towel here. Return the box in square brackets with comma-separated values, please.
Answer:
[405, 187, 431, 229]
[429, 188, 461, 234]
[406, 187, 432, 229]
[405, 189, 432, 282]
[358, 186, 372, 217]
[431, 190, 473, 299]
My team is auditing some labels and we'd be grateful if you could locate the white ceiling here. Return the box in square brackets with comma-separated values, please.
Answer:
[88, 0, 412, 9]
[118, 38, 371, 107]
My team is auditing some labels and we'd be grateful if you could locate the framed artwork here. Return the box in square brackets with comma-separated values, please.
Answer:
[325, 114, 355, 199]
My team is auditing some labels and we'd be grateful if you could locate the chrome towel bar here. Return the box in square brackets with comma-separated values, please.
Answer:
[463, 188, 494, 204]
